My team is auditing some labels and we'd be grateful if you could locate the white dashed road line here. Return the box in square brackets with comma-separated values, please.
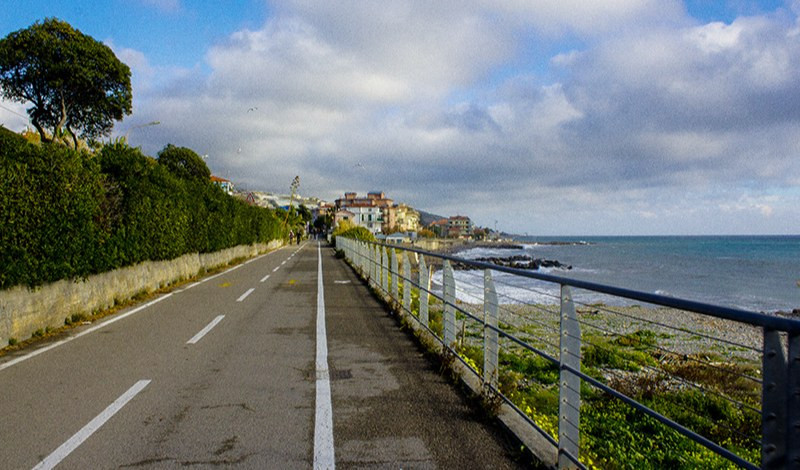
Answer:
[236, 288, 255, 302]
[32, 380, 151, 470]
[186, 315, 225, 344]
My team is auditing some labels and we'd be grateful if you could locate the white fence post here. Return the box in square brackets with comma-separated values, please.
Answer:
[443, 260, 456, 347]
[390, 248, 398, 300]
[381, 246, 389, 294]
[558, 285, 581, 468]
[419, 254, 429, 326]
[483, 269, 499, 388]
[403, 251, 411, 314]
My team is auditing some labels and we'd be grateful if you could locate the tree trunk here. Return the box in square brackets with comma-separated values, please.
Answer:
[32, 119, 50, 143]
[54, 93, 68, 140]
[66, 125, 79, 149]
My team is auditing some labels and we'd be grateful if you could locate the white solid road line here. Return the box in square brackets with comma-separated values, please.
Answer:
[236, 288, 255, 302]
[186, 315, 225, 344]
[32, 379, 151, 470]
[260, 274, 271, 283]
[314, 242, 335, 469]
[0, 294, 173, 373]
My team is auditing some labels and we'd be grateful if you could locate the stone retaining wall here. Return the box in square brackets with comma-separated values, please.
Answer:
[0, 240, 282, 345]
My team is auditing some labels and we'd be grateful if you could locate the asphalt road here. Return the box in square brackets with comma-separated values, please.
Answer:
[0, 242, 523, 469]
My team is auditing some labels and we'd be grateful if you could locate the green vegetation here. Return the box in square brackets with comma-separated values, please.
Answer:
[0, 128, 288, 289]
[337, 246, 763, 468]
[493, 328, 761, 469]
[0, 18, 132, 147]
[331, 220, 375, 244]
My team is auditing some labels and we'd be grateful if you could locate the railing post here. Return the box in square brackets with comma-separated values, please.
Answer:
[362, 242, 369, 282]
[360, 241, 367, 274]
[390, 248, 398, 300]
[403, 251, 411, 314]
[360, 242, 365, 279]
[419, 254, 429, 326]
[443, 260, 456, 347]
[382, 246, 389, 294]
[373, 244, 380, 287]
[761, 329, 794, 469]
[559, 285, 581, 469]
[373, 244, 377, 288]
[789, 332, 800, 468]
[483, 269, 499, 388]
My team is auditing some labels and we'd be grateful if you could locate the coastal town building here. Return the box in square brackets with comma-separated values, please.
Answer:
[335, 191, 394, 211]
[210, 175, 234, 195]
[334, 191, 395, 234]
[428, 218, 449, 237]
[312, 202, 334, 221]
[427, 216, 473, 238]
[346, 205, 383, 234]
[447, 216, 473, 238]
[333, 209, 355, 227]
[332, 191, 424, 236]
[391, 204, 421, 233]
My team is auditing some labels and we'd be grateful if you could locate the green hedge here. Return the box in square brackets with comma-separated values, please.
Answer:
[0, 127, 288, 289]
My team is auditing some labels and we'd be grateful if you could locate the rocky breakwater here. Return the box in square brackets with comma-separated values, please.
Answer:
[453, 255, 572, 271]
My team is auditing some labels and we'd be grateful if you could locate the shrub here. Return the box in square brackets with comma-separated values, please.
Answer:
[0, 133, 288, 289]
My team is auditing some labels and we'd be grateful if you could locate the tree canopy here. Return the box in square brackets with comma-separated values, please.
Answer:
[0, 18, 132, 147]
[157, 144, 211, 182]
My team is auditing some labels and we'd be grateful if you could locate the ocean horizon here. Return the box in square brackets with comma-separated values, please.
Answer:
[443, 234, 799, 314]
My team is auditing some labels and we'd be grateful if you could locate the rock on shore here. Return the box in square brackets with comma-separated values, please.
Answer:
[453, 255, 572, 271]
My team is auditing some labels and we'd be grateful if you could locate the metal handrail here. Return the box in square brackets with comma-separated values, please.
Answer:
[374, 241, 800, 333]
[336, 237, 800, 469]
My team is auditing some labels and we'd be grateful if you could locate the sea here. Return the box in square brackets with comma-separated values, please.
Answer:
[437, 235, 799, 314]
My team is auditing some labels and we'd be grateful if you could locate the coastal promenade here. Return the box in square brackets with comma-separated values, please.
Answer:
[0, 242, 523, 468]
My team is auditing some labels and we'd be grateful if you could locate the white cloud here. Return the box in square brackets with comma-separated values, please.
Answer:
[476, 0, 685, 35]
[115, 2, 800, 235]
[0, 99, 29, 132]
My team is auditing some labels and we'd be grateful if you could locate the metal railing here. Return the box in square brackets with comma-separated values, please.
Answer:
[336, 237, 799, 469]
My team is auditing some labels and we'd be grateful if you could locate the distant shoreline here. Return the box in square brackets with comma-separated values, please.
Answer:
[442, 239, 591, 255]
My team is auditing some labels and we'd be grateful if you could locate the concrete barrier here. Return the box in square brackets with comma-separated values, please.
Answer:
[0, 240, 282, 345]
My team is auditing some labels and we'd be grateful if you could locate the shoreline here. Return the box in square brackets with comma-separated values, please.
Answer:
[414, 238, 797, 317]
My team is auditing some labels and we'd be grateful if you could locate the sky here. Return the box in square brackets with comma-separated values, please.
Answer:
[1, 0, 799, 236]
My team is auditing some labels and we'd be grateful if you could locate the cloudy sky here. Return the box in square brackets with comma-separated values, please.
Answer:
[2, 0, 799, 235]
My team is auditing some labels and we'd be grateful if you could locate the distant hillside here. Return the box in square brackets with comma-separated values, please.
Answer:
[418, 209, 446, 227]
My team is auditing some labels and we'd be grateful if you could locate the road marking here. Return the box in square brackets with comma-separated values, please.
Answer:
[236, 288, 255, 302]
[32, 380, 151, 470]
[314, 242, 335, 469]
[187, 315, 225, 344]
[333, 280, 351, 284]
[0, 294, 172, 372]
[281, 260, 287, 266]
[181, 264, 242, 292]
[272, 266, 280, 273]
[260, 274, 271, 283]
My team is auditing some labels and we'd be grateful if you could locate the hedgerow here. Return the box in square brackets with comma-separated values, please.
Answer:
[0, 127, 287, 289]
